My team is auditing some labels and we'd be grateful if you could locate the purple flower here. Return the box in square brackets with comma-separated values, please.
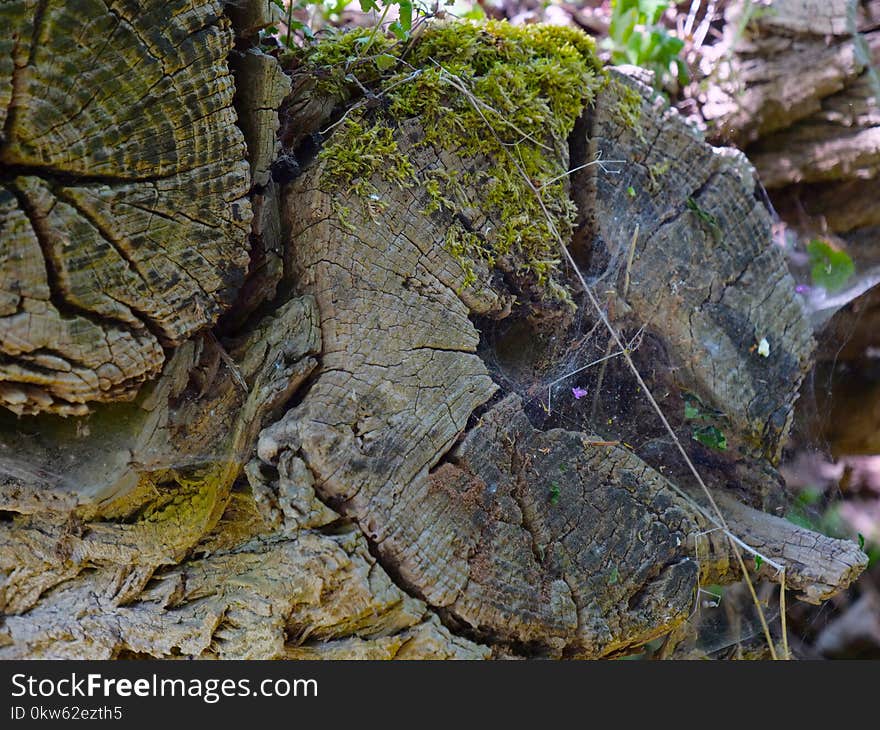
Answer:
[572, 386, 588, 400]
[795, 284, 811, 294]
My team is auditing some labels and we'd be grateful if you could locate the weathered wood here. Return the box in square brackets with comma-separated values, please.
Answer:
[0, 0, 252, 415]
[591, 73, 816, 467]
[253, 52, 863, 655]
[0, 17, 868, 660]
[1, 292, 487, 659]
[222, 46, 291, 329]
[703, 0, 879, 243]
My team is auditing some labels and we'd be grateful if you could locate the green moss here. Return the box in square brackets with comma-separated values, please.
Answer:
[318, 111, 416, 221]
[612, 78, 645, 141]
[444, 222, 496, 289]
[289, 26, 396, 96]
[300, 20, 610, 304]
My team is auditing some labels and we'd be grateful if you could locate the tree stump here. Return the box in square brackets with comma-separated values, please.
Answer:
[0, 9, 868, 659]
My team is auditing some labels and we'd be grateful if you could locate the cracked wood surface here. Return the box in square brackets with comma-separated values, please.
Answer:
[0, 14, 870, 659]
[592, 72, 816, 467]
[703, 1, 879, 243]
[253, 70, 865, 656]
[1, 294, 487, 659]
[0, 0, 252, 415]
[0, 5, 489, 656]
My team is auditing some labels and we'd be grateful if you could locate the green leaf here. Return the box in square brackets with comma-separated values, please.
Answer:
[397, 0, 413, 32]
[374, 53, 397, 72]
[663, 34, 684, 55]
[643, 0, 669, 25]
[684, 401, 701, 420]
[858, 533, 866, 551]
[674, 57, 690, 86]
[692, 425, 727, 451]
[287, 19, 314, 40]
[359, 0, 379, 11]
[462, 5, 486, 20]
[627, 186, 636, 197]
[389, 20, 409, 41]
[754, 554, 763, 571]
[807, 239, 854, 292]
[608, 566, 620, 585]
[549, 483, 561, 506]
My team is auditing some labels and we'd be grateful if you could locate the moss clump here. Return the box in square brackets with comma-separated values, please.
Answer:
[300, 20, 609, 304]
[318, 113, 417, 200]
[611, 78, 645, 140]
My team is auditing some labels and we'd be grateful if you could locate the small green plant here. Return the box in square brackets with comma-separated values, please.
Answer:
[684, 394, 728, 450]
[754, 554, 763, 571]
[270, 0, 417, 46]
[807, 239, 854, 293]
[359, 0, 414, 41]
[686, 196, 721, 241]
[549, 482, 561, 506]
[692, 425, 727, 451]
[682, 392, 724, 422]
[603, 0, 688, 92]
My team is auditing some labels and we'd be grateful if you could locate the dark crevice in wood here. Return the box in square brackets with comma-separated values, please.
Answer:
[567, 101, 598, 271]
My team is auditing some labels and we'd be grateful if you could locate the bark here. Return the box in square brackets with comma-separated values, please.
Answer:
[0, 3, 868, 659]
[703, 0, 879, 292]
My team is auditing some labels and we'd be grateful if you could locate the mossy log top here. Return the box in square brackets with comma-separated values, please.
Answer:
[0, 0, 252, 416]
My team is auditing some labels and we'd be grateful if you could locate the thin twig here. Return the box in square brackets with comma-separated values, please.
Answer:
[694, 0, 717, 49]
[683, 0, 702, 38]
[539, 155, 625, 188]
[780, 572, 791, 659]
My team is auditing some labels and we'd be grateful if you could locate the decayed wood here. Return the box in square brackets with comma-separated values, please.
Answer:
[251, 66, 864, 656]
[698, 492, 867, 603]
[222, 47, 291, 330]
[591, 73, 816, 467]
[703, 0, 880, 239]
[0, 14, 869, 660]
[0, 0, 252, 416]
[0, 294, 487, 659]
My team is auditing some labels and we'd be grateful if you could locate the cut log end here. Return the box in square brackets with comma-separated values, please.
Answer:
[0, 0, 253, 416]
